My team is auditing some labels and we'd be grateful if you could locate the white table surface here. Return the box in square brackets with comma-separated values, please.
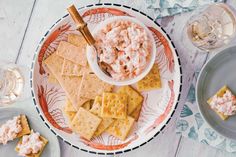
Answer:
[0, 0, 236, 156]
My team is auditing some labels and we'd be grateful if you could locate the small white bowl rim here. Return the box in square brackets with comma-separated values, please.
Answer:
[86, 16, 156, 86]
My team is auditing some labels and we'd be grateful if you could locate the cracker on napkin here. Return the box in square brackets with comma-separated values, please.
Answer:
[56, 41, 87, 66]
[136, 63, 161, 91]
[117, 86, 143, 114]
[101, 93, 127, 119]
[90, 96, 114, 136]
[43, 53, 89, 109]
[78, 74, 113, 99]
[71, 107, 101, 140]
[106, 116, 135, 141]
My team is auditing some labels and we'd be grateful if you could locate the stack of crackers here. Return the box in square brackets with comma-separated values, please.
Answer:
[44, 34, 113, 109]
[43, 33, 162, 141]
[64, 85, 144, 141]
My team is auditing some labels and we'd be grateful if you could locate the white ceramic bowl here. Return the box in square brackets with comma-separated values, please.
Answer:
[86, 16, 156, 86]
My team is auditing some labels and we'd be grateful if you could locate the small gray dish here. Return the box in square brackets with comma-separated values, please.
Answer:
[196, 46, 236, 140]
[0, 107, 60, 157]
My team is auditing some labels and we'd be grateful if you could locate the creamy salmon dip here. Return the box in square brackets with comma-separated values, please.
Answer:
[0, 116, 22, 145]
[17, 130, 44, 156]
[210, 90, 236, 116]
[95, 20, 152, 80]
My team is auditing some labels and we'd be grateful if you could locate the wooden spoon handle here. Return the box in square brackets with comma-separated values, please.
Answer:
[67, 5, 95, 45]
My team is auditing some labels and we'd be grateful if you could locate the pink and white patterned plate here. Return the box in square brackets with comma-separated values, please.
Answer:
[30, 3, 182, 155]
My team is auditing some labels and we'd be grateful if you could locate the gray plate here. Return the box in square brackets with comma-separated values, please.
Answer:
[0, 107, 60, 157]
[196, 46, 236, 140]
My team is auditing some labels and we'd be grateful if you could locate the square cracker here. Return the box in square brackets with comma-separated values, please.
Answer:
[106, 116, 135, 141]
[71, 107, 101, 140]
[130, 103, 142, 121]
[15, 133, 48, 157]
[44, 53, 89, 109]
[136, 63, 161, 91]
[117, 86, 143, 114]
[16, 115, 31, 138]
[207, 86, 233, 120]
[101, 93, 127, 119]
[78, 74, 113, 99]
[56, 41, 87, 66]
[90, 96, 114, 136]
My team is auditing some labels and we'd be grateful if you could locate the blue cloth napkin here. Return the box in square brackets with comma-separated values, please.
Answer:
[144, 0, 225, 18]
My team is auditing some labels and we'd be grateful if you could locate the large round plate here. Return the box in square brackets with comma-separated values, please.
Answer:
[0, 107, 60, 157]
[196, 46, 236, 140]
[30, 3, 182, 155]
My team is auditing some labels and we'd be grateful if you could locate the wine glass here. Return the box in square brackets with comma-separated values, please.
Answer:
[0, 61, 30, 106]
[182, 3, 236, 52]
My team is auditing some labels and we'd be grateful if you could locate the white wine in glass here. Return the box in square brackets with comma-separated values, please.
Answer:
[0, 63, 28, 105]
[184, 3, 236, 51]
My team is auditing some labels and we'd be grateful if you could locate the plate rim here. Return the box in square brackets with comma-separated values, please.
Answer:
[30, 3, 183, 155]
[196, 45, 236, 140]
